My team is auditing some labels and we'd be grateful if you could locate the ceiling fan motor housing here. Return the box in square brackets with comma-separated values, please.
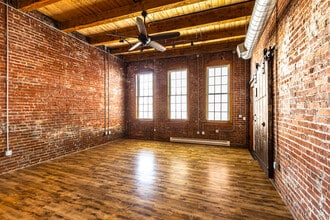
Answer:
[138, 34, 150, 45]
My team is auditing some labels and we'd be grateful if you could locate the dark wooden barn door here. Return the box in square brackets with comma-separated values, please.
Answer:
[252, 48, 275, 178]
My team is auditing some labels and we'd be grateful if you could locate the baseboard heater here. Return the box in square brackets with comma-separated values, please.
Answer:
[170, 137, 230, 147]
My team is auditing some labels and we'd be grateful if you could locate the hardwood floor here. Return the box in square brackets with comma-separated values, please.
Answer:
[0, 139, 293, 219]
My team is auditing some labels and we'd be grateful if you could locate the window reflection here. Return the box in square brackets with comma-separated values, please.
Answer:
[136, 151, 155, 185]
[207, 163, 229, 187]
[170, 160, 188, 184]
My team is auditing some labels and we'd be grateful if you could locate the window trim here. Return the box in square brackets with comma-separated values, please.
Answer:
[168, 69, 188, 121]
[205, 64, 232, 123]
[136, 71, 153, 120]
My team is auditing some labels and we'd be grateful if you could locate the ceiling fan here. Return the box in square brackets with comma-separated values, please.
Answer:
[109, 11, 180, 52]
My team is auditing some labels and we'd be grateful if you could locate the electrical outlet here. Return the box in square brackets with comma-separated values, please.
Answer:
[273, 161, 280, 170]
[5, 150, 12, 157]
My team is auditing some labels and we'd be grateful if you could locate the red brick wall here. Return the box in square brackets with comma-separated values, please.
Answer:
[251, 0, 329, 219]
[0, 4, 125, 174]
[126, 52, 250, 147]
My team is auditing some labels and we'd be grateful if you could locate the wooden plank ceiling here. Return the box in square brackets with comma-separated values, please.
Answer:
[16, 0, 255, 61]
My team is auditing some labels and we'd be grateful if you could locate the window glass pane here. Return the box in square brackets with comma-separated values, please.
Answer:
[209, 77, 215, 85]
[209, 104, 214, 111]
[177, 104, 182, 111]
[215, 103, 221, 111]
[215, 76, 221, 85]
[172, 73, 177, 80]
[209, 85, 215, 93]
[222, 75, 228, 84]
[215, 68, 221, 76]
[170, 97, 175, 104]
[222, 67, 228, 75]
[209, 112, 214, 120]
[182, 96, 187, 104]
[222, 85, 228, 93]
[215, 85, 221, 93]
[208, 95, 214, 103]
[215, 95, 220, 102]
[221, 103, 227, 111]
[221, 112, 228, 120]
[221, 94, 228, 102]
[209, 68, 214, 77]
[182, 80, 187, 89]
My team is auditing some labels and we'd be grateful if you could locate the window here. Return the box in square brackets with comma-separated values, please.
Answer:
[169, 70, 187, 120]
[207, 65, 230, 121]
[137, 72, 153, 119]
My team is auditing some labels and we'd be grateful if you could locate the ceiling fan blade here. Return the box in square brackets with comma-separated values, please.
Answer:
[136, 17, 148, 36]
[148, 41, 166, 52]
[150, 32, 180, 41]
[129, 41, 142, 51]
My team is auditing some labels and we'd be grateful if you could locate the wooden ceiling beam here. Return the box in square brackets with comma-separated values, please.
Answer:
[90, 1, 254, 46]
[110, 26, 247, 54]
[120, 39, 243, 62]
[60, 0, 206, 33]
[18, 0, 62, 12]
[146, 1, 254, 33]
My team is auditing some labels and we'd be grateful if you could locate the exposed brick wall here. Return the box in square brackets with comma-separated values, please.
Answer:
[251, 0, 329, 219]
[0, 4, 125, 174]
[126, 52, 250, 147]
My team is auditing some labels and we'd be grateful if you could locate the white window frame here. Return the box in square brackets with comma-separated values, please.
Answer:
[169, 69, 188, 120]
[137, 72, 153, 120]
[207, 65, 230, 121]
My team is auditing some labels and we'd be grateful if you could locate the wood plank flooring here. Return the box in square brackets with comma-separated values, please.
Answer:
[0, 139, 293, 219]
